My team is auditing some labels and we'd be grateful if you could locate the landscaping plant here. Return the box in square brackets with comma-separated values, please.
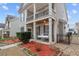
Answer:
[16, 32, 31, 43]
[21, 41, 58, 56]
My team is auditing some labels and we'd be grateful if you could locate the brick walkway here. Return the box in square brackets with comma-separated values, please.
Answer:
[54, 43, 79, 56]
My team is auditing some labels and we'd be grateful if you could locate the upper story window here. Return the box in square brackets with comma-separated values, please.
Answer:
[5, 21, 10, 29]
[23, 13, 25, 21]
[21, 13, 25, 22]
[20, 14, 22, 21]
[21, 13, 23, 21]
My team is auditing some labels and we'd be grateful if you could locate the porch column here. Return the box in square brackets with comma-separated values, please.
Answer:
[24, 10, 27, 31]
[33, 22, 36, 39]
[49, 3, 53, 43]
[33, 3, 36, 39]
[49, 18, 52, 43]
[53, 21, 57, 43]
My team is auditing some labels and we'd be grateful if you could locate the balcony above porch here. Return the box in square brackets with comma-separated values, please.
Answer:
[26, 3, 56, 23]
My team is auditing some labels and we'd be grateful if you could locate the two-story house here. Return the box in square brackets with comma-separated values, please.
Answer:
[3, 14, 25, 38]
[18, 3, 68, 44]
[75, 22, 79, 34]
[9, 16, 23, 37]
[4, 15, 19, 37]
[0, 23, 5, 38]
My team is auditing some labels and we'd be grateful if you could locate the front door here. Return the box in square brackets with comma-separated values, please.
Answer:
[27, 27, 32, 38]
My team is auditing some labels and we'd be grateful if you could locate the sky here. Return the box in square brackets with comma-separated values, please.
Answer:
[0, 3, 79, 28]
[0, 3, 20, 23]
[66, 3, 79, 28]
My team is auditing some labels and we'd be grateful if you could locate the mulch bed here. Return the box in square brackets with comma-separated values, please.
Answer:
[0, 39, 21, 44]
[21, 41, 62, 56]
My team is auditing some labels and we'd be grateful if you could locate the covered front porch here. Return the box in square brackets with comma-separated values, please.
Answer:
[26, 18, 57, 44]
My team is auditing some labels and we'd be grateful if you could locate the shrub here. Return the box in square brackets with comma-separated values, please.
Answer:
[0, 37, 1, 39]
[16, 32, 22, 40]
[16, 32, 31, 43]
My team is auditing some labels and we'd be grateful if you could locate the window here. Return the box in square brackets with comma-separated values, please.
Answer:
[23, 13, 25, 21]
[21, 27, 24, 32]
[43, 25, 48, 35]
[21, 13, 25, 22]
[36, 26, 40, 35]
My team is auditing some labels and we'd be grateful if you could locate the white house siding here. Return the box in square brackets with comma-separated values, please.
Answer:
[0, 28, 4, 38]
[55, 3, 68, 35]
[18, 3, 68, 43]
[0, 28, 3, 37]
[55, 3, 67, 22]
[9, 17, 23, 37]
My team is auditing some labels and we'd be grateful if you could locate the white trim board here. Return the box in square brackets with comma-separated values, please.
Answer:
[0, 42, 22, 50]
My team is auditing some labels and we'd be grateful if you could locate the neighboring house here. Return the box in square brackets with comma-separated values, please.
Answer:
[9, 17, 23, 37]
[75, 22, 79, 34]
[0, 23, 5, 38]
[4, 15, 22, 37]
[18, 3, 68, 44]
[4, 15, 15, 37]
[4, 15, 24, 37]
[68, 28, 75, 34]
[66, 24, 76, 34]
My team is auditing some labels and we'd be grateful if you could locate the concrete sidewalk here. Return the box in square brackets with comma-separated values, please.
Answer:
[0, 42, 26, 56]
[0, 46, 26, 56]
[0, 42, 22, 49]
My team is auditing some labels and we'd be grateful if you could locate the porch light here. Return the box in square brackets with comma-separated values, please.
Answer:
[44, 20, 48, 25]
[44, 20, 47, 23]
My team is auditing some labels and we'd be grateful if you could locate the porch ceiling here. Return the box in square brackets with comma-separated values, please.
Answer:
[35, 3, 48, 12]
[36, 19, 48, 25]
[28, 3, 48, 12]
[27, 4, 33, 13]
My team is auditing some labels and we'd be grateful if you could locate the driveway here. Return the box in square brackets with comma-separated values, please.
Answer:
[54, 43, 79, 56]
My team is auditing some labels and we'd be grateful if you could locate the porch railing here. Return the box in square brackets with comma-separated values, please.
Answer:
[26, 15, 33, 22]
[35, 8, 49, 19]
[26, 7, 55, 22]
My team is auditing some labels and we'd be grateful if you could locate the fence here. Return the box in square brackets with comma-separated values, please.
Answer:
[71, 35, 79, 44]
[57, 34, 79, 45]
[3, 34, 9, 38]
[57, 34, 72, 44]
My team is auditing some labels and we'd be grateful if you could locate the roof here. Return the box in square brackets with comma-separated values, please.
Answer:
[18, 3, 24, 13]
[5, 15, 16, 23]
[6, 15, 16, 21]
[0, 23, 5, 28]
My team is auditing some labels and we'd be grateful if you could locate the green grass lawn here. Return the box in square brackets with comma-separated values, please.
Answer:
[0, 37, 17, 40]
